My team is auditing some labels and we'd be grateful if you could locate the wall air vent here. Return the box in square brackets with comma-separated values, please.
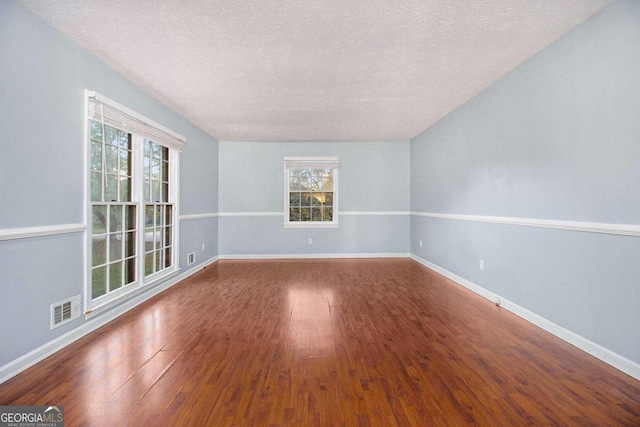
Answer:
[187, 252, 196, 266]
[51, 295, 81, 329]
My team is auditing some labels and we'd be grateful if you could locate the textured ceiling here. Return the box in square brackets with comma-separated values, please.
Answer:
[17, 0, 613, 141]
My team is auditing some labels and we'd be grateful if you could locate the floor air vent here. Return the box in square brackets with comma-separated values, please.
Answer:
[51, 295, 81, 329]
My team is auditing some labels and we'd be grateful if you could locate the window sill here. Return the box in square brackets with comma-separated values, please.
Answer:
[85, 268, 180, 319]
[284, 222, 339, 229]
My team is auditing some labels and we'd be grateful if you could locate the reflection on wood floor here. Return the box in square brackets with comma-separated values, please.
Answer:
[1, 259, 639, 426]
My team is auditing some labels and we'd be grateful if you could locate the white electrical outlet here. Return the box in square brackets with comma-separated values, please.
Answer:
[202, 243, 205, 251]
[419, 240, 423, 247]
[308, 238, 313, 245]
[479, 259, 484, 270]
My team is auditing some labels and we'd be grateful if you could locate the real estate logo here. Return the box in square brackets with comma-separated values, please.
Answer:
[0, 406, 64, 427]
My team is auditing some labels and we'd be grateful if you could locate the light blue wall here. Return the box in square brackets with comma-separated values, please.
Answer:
[410, 0, 640, 364]
[2, 0, 638, 377]
[0, 0, 218, 367]
[218, 141, 409, 255]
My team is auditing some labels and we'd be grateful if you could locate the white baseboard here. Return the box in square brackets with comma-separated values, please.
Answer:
[0, 256, 219, 385]
[410, 254, 640, 381]
[219, 253, 410, 260]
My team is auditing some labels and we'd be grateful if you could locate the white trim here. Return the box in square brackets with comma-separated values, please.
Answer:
[341, 211, 410, 216]
[0, 223, 86, 241]
[409, 254, 640, 381]
[87, 90, 186, 148]
[179, 213, 219, 221]
[85, 267, 180, 319]
[219, 253, 409, 260]
[218, 212, 282, 217]
[283, 223, 339, 229]
[217, 211, 410, 218]
[411, 211, 640, 237]
[0, 256, 219, 385]
[283, 156, 340, 170]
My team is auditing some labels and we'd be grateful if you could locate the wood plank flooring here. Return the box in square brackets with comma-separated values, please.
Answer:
[1, 259, 639, 426]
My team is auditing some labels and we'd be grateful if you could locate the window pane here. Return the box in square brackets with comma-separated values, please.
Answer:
[300, 207, 311, 221]
[322, 175, 333, 191]
[91, 141, 102, 172]
[91, 172, 102, 202]
[125, 205, 136, 230]
[312, 193, 324, 206]
[155, 229, 163, 250]
[119, 148, 129, 175]
[109, 262, 123, 291]
[165, 205, 173, 226]
[145, 205, 154, 227]
[105, 126, 118, 146]
[299, 173, 310, 190]
[105, 174, 118, 201]
[119, 130, 130, 149]
[144, 179, 151, 202]
[125, 231, 136, 258]
[109, 233, 123, 261]
[119, 177, 130, 202]
[165, 226, 173, 246]
[124, 258, 136, 285]
[92, 205, 107, 234]
[164, 247, 172, 269]
[289, 207, 301, 222]
[155, 251, 162, 273]
[289, 192, 301, 206]
[92, 266, 107, 298]
[162, 183, 169, 203]
[325, 207, 333, 221]
[162, 159, 169, 182]
[155, 205, 163, 226]
[324, 192, 333, 207]
[301, 192, 311, 206]
[145, 252, 154, 276]
[145, 228, 154, 253]
[150, 181, 159, 202]
[90, 120, 102, 141]
[92, 235, 106, 267]
[289, 176, 300, 191]
[151, 158, 160, 181]
[310, 170, 324, 190]
[111, 205, 123, 232]
[105, 144, 118, 174]
[311, 207, 322, 221]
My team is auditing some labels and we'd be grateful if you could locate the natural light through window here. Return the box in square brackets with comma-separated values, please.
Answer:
[284, 157, 339, 228]
[87, 90, 184, 314]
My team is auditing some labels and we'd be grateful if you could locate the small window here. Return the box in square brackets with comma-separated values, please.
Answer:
[284, 157, 339, 228]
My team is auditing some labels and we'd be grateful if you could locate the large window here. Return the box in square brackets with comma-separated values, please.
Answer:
[284, 157, 339, 228]
[87, 91, 184, 312]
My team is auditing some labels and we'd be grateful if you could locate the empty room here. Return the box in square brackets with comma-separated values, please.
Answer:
[1, 0, 639, 425]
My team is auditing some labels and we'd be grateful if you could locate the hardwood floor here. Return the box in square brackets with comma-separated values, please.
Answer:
[1, 259, 639, 426]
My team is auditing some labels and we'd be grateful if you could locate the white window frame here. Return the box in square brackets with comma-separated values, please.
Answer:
[85, 90, 184, 317]
[283, 157, 339, 228]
